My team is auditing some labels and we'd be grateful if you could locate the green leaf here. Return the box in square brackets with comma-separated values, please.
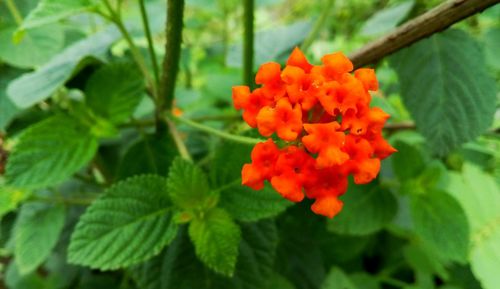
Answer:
[403, 243, 449, 280]
[85, 63, 145, 124]
[0, 67, 21, 131]
[328, 183, 397, 235]
[0, 24, 64, 68]
[167, 157, 217, 211]
[321, 267, 357, 289]
[7, 27, 120, 108]
[410, 191, 469, 263]
[14, 203, 65, 274]
[360, 0, 414, 36]
[446, 164, 500, 289]
[227, 21, 312, 68]
[21, 0, 94, 30]
[266, 273, 296, 289]
[212, 141, 291, 221]
[483, 27, 500, 71]
[0, 185, 30, 219]
[68, 175, 178, 270]
[133, 219, 277, 289]
[6, 115, 98, 189]
[390, 29, 496, 155]
[117, 133, 178, 179]
[188, 208, 241, 276]
[391, 141, 427, 181]
[4, 263, 46, 289]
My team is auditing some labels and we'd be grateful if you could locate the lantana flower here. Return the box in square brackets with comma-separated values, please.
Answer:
[232, 47, 396, 218]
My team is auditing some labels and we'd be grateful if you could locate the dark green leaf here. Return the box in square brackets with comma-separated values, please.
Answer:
[85, 63, 144, 124]
[188, 208, 241, 276]
[68, 175, 178, 270]
[117, 133, 178, 179]
[410, 191, 469, 263]
[328, 183, 397, 235]
[133, 219, 277, 289]
[390, 29, 496, 155]
[14, 203, 65, 274]
[212, 141, 291, 221]
[6, 115, 98, 189]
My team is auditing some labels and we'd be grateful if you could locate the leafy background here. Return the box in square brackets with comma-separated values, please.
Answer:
[0, 0, 499, 289]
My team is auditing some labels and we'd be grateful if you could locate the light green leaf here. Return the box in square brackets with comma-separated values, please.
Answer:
[0, 67, 21, 131]
[167, 158, 216, 211]
[447, 164, 500, 289]
[68, 175, 178, 270]
[4, 263, 46, 289]
[7, 27, 120, 108]
[410, 191, 469, 263]
[328, 183, 397, 235]
[227, 21, 312, 68]
[483, 28, 500, 71]
[14, 203, 65, 274]
[403, 243, 449, 280]
[321, 267, 357, 289]
[6, 115, 98, 189]
[117, 133, 178, 179]
[212, 141, 291, 221]
[0, 24, 64, 68]
[21, 0, 94, 30]
[360, 0, 414, 36]
[0, 185, 30, 219]
[85, 63, 144, 124]
[188, 208, 241, 276]
[390, 29, 496, 155]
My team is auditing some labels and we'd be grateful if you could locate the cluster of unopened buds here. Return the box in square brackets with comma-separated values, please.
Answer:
[232, 47, 396, 218]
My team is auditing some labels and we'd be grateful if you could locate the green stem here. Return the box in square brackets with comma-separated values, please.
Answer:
[139, 0, 160, 89]
[165, 117, 192, 161]
[300, 0, 335, 52]
[169, 114, 263, 145]
[5, 0, 23, 25]
[160, 0, 185, 111]
[243, 0, 254, 87]
[101, 0, 156, 96]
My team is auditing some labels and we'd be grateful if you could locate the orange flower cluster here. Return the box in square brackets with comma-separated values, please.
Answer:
[232, 48, 396, 218]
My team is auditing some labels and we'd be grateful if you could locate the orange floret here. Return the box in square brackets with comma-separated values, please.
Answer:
[256, 98, 302, 141]
[302, 122, 349, 168]
[354, 68, 378, 91]
[234, 49, 396, 219]
[287, 47, 313, 72]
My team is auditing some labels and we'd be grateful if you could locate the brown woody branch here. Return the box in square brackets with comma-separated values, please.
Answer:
[350, 0, 500, 68]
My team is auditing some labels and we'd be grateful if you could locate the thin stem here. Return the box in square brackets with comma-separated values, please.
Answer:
[139, 0, 160, 89]
[5, 0, 23, 25]
[243, 0, 254, 87]
[101, 0, 156, 96]
[300, 0, 335, 52]
[160, 0, 185, 111]
[169, 114, 263, 145]
[164, 117, 192, 161]
[31, 195, 96, 206]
